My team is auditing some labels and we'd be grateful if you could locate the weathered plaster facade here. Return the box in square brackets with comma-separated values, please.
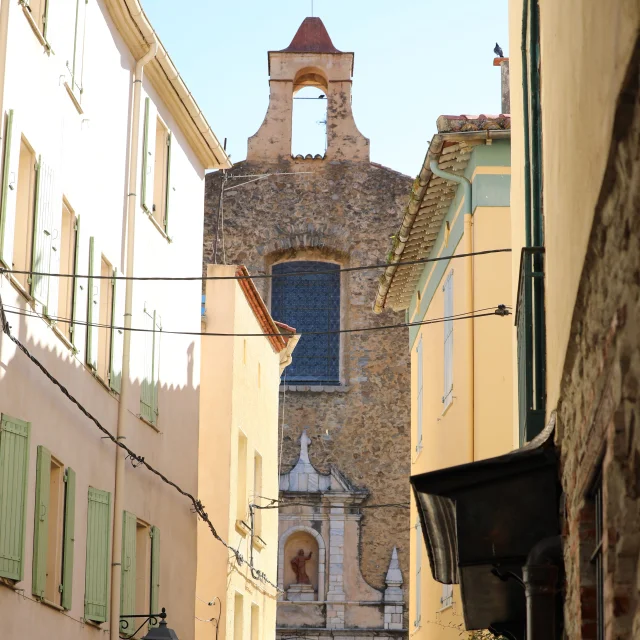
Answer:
[203, 17, 412, 636]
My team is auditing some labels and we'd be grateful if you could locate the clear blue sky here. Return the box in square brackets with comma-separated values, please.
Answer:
[143, 0, 509, 177]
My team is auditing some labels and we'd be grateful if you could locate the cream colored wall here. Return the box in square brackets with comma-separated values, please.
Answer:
[409, 197, 512, 638]
[0, 0, 207, 637]
[508, 0, 640, 420]
[199, 265, 281, 640]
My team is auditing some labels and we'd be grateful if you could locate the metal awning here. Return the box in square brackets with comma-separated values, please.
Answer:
[411, 418, 559, 637]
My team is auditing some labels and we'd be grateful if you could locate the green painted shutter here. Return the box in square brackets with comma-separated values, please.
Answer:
[61, 467, 76, 610]
[141, 97, 156, 212]
[149, 526, 160, 628]
[85, 487, 111, 623]
[32, 445, 51, 598]
[164, 133, 172, 235]
[140, 311, 161, 424]
[70, 215, 81, 347]
[120, 511, 137, 635]
[1, 110, 17, 267]
[86, 236, 99, 370]
[0, 414, 31, 581]
[31, 157, 55, 310]
[109, 269, 123, 393]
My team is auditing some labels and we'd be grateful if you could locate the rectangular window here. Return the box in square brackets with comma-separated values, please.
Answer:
[67, 0, 87, 99]
[590, 469, 604, 640]
[271, 261, 340, 385]
[140, 308, 161, 425]
[443, 270, 454, 409]
[416, 337, 423, 451]
[251, 603, 260, 640]
[253, 452, 263, 537]
[32, 446, 76, 609]
[237, 433, 248, 523]
[97, 256, 114, 383]
[85, 487, 111, 624]
[58, 201, 78, 342]
[234, 593, 244, 640]
[414, 522, 422, 627]
[135, 521, 151, 632]
[152, 118, 171, 233]
[440, 584, 453, 609]
[0, 414, 31, 582]
[12, 138, 37, 293]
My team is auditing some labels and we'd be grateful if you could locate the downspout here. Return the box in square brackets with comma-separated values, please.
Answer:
[429, 160, 474, 462]
[110, 37, 158, 640]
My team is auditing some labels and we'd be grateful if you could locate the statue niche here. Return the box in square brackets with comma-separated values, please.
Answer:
[284, 531, 319, 601]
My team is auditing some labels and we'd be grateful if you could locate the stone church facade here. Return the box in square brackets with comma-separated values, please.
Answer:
[203, 17, 412, 638]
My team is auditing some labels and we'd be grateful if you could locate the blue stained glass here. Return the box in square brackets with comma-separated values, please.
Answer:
[271, 261, 340, 385]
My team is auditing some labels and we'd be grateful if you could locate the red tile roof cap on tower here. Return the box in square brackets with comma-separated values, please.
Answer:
[279, 17, 343, 54]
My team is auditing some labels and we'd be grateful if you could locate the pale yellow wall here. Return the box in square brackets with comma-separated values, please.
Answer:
[508, 0, 640, 420]
[409, 192, 513, 639]
[0, 0, 208, 637]
[199, 265, 282, 640]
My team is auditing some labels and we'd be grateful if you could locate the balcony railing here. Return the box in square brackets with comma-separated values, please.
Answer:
[515, 247, 546, 445]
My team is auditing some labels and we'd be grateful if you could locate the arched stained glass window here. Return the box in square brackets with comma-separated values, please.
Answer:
[271, 261, 340, 385]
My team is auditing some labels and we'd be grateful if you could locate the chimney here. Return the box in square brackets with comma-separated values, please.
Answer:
[493, 57, 510, 114]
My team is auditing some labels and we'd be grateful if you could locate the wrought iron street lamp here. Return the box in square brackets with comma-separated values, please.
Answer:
[120, 608, 179, 640]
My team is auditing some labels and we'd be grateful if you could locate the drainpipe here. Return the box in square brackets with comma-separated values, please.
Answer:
[522, 536, 563, 640]
[110, 38, 157, 640]
[429, 160, 474, 462]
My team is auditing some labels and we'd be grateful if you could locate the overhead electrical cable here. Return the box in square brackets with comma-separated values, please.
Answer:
[0, 248, 511, 283]
[1, 304, 511, 338]
[0, 294, 280, 592]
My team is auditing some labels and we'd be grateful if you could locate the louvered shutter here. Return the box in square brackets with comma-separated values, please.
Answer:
[164, 132, 172, 235]
[140, 309, 159, 424]
[86, 236, 100, 370]
[71, 215, 84, 349]
[0, 110, 21, 268]
[46, 172, 63, 319]
[0, 414, 31, 581]
[70, 0, 87, 94]
[84, 487, 111, 623]
[31, 158, 56, 310]
[120, 511, 137, 635]
[109, 269, 124, 393]
[141, 98, 156, 212]
[61, 467, 76, 610]
[32, 445, 51, 599]
[149, 526, 160, 628]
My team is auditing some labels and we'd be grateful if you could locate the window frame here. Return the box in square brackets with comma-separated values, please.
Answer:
[589, 467, 604, 640]
[270, 259, 342, 386]
[139, 306, 161, 425]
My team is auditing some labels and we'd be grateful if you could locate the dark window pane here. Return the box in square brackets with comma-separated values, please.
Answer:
[272, 261, 340, 384]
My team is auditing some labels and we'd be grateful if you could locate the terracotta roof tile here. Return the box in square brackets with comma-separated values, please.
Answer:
[280, 17, 342, 54]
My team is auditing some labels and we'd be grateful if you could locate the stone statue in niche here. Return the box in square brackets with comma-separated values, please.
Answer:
[291, 549, 313, 584]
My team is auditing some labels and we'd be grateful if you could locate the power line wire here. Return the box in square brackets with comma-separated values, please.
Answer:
[1, 304, 511, 338]
[0, 294, 280, 592]
[0, 248, 511, 282]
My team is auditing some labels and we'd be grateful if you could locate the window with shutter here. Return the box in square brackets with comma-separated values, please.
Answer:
[12, 137, 37, 294]
[110, 268, 124, 393]
[58, 201, 78, 343]
[414, 522, 422, 627]
[120, 511, 137, 636]
[149, 526, 160, 629]
[141, 98, 156, 213]
[32, 447, 75, 607]
[0, 414, 31, 582]
[152, 118, 170, 232]
[86, 236, 100, 370]
[140, 308, 161, 425]
[416, 337, 423, 451]
[0, 110, 21, 268]
[443, 270, 454, 409]
[67, 0, 87, 100]
[84, 487, 111, 623]
[96, 255, 114, 383]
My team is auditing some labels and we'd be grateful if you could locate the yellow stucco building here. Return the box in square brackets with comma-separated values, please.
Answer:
[374, 114, 513, 638]
[198, 264, 298, 640]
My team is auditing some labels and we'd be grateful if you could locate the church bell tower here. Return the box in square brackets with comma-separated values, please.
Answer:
[247, 17, 370, 162]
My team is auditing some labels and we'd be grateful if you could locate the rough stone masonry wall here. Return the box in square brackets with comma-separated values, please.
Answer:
[557, 41, 640, 640]
[204, 159, 412, 596]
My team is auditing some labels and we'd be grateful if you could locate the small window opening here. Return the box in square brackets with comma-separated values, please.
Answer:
[13, 138, 37, 292]
[152, 118, 169, 230]
[58, 201, 77, 341]
[236, 432, 248, 522]
[135, 520, 151, 638]
[44, 457, 64, 605]
[97, 256, 113, 383]
[291, 86, 327, 158]
[590, 468, 604, 640]
[253, 452, 263, 537]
